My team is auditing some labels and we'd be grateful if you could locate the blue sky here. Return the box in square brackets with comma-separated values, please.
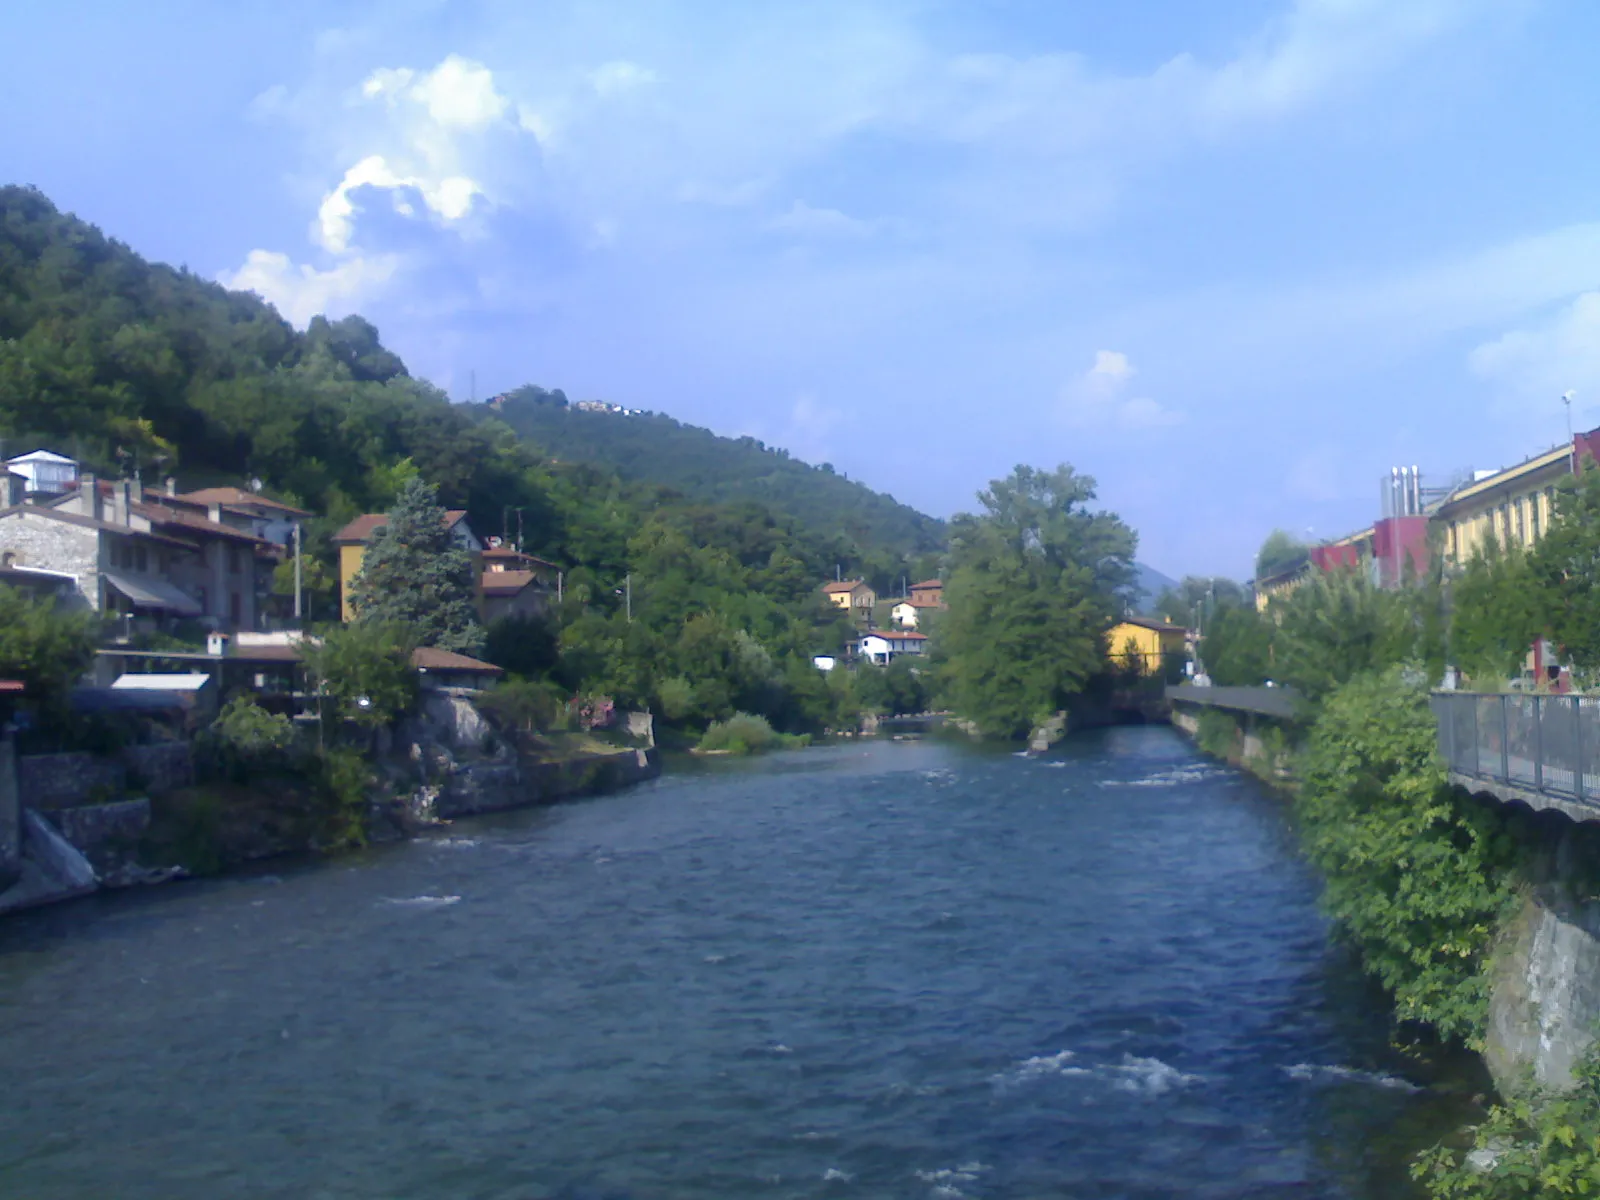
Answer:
[5, 0, 1600, 579]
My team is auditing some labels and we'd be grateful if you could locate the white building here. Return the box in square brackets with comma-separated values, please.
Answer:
[5, 450, 78, 496]
[857, 629, 927, 664]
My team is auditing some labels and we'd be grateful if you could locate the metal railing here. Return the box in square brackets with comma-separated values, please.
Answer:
[1431, 691, 1600, 807]
[1165, 684, 1302, 721]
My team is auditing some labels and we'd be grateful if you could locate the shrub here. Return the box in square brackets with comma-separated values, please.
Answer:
[199, 695, 300, 780]
[1415, 1043, 1600, 1196]
[477, 677, 568, 734]
[1195, 709, 1239, 759]
[310, 747, 371, 852]
[1298, 667, 1520, 1044]
[697, 712, 810, 756]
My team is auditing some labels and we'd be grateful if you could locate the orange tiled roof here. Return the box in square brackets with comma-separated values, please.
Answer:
[333, 510, 469, 545]
[411, 646, 503, 674]
[179, 487, 311, 516]
[480, 570, 538, 595]
[822, 579, 868, 594]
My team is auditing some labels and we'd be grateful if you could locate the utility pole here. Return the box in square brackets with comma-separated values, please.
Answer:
[292, 523, 304, 622]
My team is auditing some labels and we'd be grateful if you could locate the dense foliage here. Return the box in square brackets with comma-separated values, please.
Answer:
[349, 479, 484, 655]
[696, 712, 810, 755]
[1298, 669, 1518, 1043]
[938, 465, 1135, 737]
[486, 388, 945, 592]
[1530, 463, 1600, 674]
[1417, 1045, 1600, 1197]
[0, 584, 98, 717]
[0, 186, 911, 738]
[301, 622, 419, 732]
[1451, 533, 1543, 685]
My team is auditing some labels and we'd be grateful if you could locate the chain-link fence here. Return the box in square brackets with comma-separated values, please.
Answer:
[1430, 691, 1600, 806]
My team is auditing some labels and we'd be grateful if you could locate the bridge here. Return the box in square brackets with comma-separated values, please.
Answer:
[1431, 692, 1600, 823]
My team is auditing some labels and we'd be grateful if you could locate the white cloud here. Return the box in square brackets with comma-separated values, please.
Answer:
[408, 55, 510, 128]
[1060, 350, 1182, 430]
[590, 60, 659, 98]
[1469, 292, 1600, 422]
[767, 200, 875, 238]
[218, 249, 398, 328]
[314, 153, 483, 252]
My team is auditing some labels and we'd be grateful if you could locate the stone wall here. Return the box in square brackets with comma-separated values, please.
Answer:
[19, 752, 126, 810]
[122, 743, 193, 795]
[436, 748, 661, 819]
[50, 799, 151, 873]
[1485, 809, 1600, 1092]
[0, 509, 99, 609]
[0, 735, 18, 892]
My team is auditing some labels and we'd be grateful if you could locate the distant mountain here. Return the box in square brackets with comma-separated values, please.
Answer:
[1130, 562, 1179, 615]
[483, 387, 947, 560]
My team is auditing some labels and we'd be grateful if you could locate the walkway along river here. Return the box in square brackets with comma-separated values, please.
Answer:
[0, 726, 1481, 1198]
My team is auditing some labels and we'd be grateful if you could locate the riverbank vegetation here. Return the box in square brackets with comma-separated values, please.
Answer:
[695, 713, 810, 756]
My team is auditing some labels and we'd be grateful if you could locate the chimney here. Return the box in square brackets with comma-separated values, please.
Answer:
[207, 502, 223, 525]
[165, 476, 177, 497]
[79, 473, 99, 521]
[130, 476, 143, 506]
[114, 479, 131, 526]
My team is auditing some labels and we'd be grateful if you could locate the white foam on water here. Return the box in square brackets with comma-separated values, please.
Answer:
[916, 1162, 989, 1198]
[769, 1043, 794, 1055]
[382, 895, 461, 908]
[1284, 1063, 1421, 1092]
[1037, 760, 1068, 769]
[428, 837, 480, 849]
[992, 1049, 1092, 1089]
[822, 1167, 854, 1182]
[1100, 764, 1229, 789]
[703, 953, 728, 964]
[1108, 1054, 1201, 1094]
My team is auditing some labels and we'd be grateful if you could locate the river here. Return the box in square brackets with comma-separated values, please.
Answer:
[0, 726, 1480, 1198]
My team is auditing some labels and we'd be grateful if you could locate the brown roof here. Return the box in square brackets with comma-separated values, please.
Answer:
[822, 579, 869, 594]
[0, 680, 23, 694]
[910, 579, 942, 590]
[895, 596, 943, 608]
[333, 510, 470, 545]
[133, 503, 268, 545]
[178, 487, 310, 516]
[480, 570, 539, 595]
[411, 646, 503, 674]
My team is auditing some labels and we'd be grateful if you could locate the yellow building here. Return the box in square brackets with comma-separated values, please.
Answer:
[1434, 444, 1572, 564]
[821, 579, 876, 617]
[1108, 616, 1189, 675]
[332, 509, 482, 621]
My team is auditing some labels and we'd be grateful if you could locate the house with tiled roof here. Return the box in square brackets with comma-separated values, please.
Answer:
[0, 474, 270, 630]
[822, 578, 876, 617]
[856, 628, 927, 664]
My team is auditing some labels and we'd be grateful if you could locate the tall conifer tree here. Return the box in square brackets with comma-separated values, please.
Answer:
[350, 478, 485, 655]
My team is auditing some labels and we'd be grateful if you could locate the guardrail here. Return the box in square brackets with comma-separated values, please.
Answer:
[1164, 684, 1302, 721]
[1431, 691, 1600, 808]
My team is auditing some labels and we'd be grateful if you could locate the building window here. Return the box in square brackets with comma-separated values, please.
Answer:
[1515, 498, 1526, 545]
[198, 586, 209, 615]
[230, 592, 242, 626]
[135, 543, 148, 572]
[1449, 522, 1459, 559]
[228, 545, 240, 575]
[1531, 495, 1541, 541]
[1500, 504, 1511, 546]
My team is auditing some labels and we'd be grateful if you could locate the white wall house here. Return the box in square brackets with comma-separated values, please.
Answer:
[857, 629, 927, 664]
[5, 450, 78, 496]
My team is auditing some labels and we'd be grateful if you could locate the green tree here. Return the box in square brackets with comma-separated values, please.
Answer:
[1255, 529, 1309, 580]
[1450, 531, 1542, 685]
[1154, 576, 1247, 627]
[301, 622, 418, 732]
[0, 585, 96, 716]
[1201, 602, 1273, 686]
[1298, 668, 1517, 1042]
[1530, 463, 1600, 672]
[939, 464, 1136, 737]
[1271, 569, 1415, 700]
[348, 477, 485, 655]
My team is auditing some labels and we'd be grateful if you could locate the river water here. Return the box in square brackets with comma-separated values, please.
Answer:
[0, 727, 1479, 1199]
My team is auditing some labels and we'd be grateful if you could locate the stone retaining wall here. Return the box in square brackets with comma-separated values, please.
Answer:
[50, 799, 151, 873]
[19, 752, 126, 810]
[436, 748, 661, 819]
[122, 743, 193, 796]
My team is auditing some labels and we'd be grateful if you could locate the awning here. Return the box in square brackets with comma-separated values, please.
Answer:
[102, 571, 203, 616]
